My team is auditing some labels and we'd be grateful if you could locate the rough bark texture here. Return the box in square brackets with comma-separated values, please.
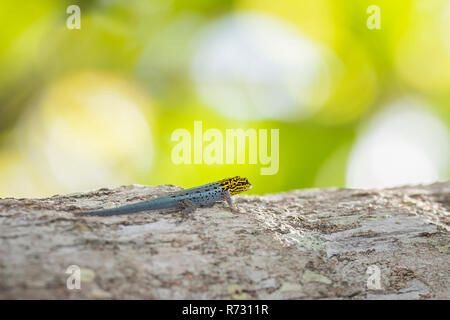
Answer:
[0, 182, 449, 299]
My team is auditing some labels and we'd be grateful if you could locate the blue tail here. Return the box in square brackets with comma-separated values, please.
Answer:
[78, 197, 176, 216]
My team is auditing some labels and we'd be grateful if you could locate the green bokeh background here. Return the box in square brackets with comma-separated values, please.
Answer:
[0, 0, 449, 197]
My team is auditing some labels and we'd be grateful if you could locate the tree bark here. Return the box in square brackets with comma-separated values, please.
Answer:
[0, 182, 448, 299]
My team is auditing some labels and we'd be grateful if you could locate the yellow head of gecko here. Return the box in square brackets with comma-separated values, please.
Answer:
[218, 176, 252, 195]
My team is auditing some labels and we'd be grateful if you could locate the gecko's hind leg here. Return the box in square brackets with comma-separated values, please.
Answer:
[178, 199, 198, 221]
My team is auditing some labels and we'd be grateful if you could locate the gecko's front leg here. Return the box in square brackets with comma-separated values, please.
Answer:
[222, 190, 241, 213]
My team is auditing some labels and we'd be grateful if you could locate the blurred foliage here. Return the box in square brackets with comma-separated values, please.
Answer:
[0, 0, 448, 197]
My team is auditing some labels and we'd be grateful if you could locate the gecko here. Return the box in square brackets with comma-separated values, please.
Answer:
[76, 176, 252, 216]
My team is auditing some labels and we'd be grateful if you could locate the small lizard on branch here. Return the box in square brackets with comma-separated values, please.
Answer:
[76, 176, 252, 216]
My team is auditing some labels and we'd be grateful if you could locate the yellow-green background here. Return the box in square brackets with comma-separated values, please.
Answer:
[0, 0, 449, 198]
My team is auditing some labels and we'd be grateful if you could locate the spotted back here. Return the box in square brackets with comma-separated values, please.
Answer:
[218, 176, 252, 195]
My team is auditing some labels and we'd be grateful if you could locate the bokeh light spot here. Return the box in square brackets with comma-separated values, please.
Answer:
[346, 98, 449, 189]
[17, 71, 153, 195]
[191, 12, 337, 121]
[395, 0, 450, 94]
